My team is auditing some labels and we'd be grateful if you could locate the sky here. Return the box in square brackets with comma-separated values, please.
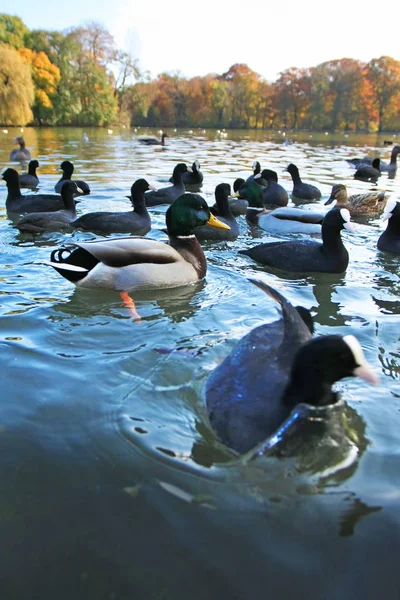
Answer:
[1, 0, 400, 82]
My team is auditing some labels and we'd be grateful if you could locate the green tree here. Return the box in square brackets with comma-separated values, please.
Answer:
[0, 44, 34, 125]
[0, 14, 28, 49]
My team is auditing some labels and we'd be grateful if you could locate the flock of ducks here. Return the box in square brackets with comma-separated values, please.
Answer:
[3, 135, 397, 455]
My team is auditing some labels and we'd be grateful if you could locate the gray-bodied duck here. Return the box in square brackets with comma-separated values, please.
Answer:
[2, 168, 77, 214]
[46, 193, 230, 292]
[354, 159, 381, 183]
[71, 179, 152, 235]
[170, 160, 203, 186]
[145, 163, 187, 206]
[240, 207, 354, 273]
[9, 136, 32, 162]
[138, 132, 168, 146]
[347, 145, 400, 176]
[16, 181, 80, 233]
[285, 163, 321, 202]
[55, 161, 90, 195]
[257, 169, 289, 207]
[19, 160, 39, 188]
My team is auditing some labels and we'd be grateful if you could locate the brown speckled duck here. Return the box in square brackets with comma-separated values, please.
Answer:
[325, 184, 387, 217]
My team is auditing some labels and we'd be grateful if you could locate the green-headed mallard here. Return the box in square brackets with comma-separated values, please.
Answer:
[47, 193, 230, 292]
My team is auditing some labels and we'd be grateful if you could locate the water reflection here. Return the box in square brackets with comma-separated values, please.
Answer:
[49, 280, 205, 323]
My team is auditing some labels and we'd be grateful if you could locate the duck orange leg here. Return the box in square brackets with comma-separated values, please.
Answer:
[120, 292, 142, 322]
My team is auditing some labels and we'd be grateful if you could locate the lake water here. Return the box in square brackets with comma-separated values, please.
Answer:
[1, 127, 399, 599]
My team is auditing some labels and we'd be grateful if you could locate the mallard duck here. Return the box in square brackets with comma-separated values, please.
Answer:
[347, 145, 400, 176]
[285, 163, 321, 202]
[15, 181, 80, 233]
[239, 207, 354, 273]
[46, 193, 230, 291]
[19, 160, 39, 188]
[325, 184, 387, 217]
[194, 183, 239, 241]
[206, 280, 378, 453]
[251, 207, 325, 234]
[71, 179, 152, 235]
[169, 160, 203, 186]
[257, 169, 289, 207]
[137, 132, 168, 146]
[145, 163, 187, 206]
[354, 159, 381, 183]
[2, 168, 77, 214]
[55, 161, 90, 195]
[377, 198, 400, 254]
[9, 136, 32, 162]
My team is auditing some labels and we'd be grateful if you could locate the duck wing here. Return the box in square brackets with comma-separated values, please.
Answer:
[59, 237, 182, 268]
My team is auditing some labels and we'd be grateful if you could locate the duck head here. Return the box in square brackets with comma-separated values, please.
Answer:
[28, 160, 39, 174]
[325, 184, 348, 206]
[59, 161, 74, 177]
[290, 335, 379, 395]
[171, 162, 188, 183]
[284, 163, 299, 178]
[233, 178, 245, 194]
[129, 178, 154, 206]
[2, 167, 19, 185]
[322, 207, 355, 234]
[166, 193, 230, 236]
[261, 169, 278, 183]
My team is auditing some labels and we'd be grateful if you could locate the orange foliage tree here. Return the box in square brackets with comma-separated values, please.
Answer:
[18, 48, 60, 123]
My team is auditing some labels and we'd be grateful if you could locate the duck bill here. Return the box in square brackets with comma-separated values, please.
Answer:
[353, 364, 379, 385]
[325, 196, 334, 206]
[206, 213, 230, 230]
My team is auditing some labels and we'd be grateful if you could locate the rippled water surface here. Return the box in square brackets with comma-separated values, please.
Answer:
[1, 127, 399, 599]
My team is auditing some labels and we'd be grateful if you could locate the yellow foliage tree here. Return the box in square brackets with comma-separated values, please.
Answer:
[18, 47, 60, 122]
[0, 44, 34, 125]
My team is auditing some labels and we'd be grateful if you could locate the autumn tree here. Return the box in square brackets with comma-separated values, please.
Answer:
[0, 44, 34, 125]
[221, 64, 261, 127]
[18, 48, 60, 124]
[274, 67, 311, 129]
[366, 57, 400, 132]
